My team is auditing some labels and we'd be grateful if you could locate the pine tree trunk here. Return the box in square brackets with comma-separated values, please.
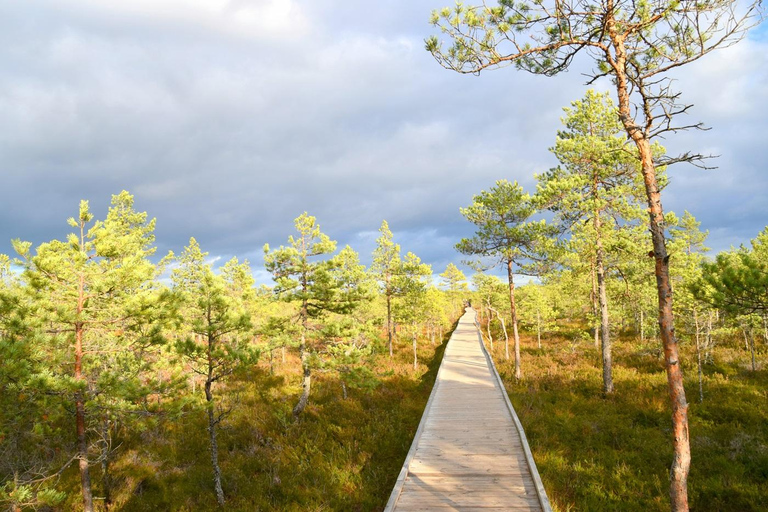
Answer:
[763, 314, 768, 344]
[100, 419, 112, 511]
[591, 258, 600, 349]
[206, 402, 225, 506]
[486, 304, 494, 353]
[75, 274, 94, 512]
[292, 335, 312, 420]
[412, 328, 418, 371]
[640, 308, 645, 343]
[387, 291, 393, 357]
[536, 309, 541, 350]
[741, 326, 749, 351]
[500, 315, 509, 360]
[694, 310, 704, 403]
[507, 259, 521, 380]
[205, 338, 225, 506]
[609, 23, 690, 510]
[595, 221, 613, 394]
[76, 393, 93, 512]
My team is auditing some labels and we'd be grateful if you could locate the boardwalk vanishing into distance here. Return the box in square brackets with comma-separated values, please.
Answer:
[385, 308, 552, 511]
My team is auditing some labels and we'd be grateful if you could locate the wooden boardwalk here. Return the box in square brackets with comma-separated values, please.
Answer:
[385, 308, 551, 512]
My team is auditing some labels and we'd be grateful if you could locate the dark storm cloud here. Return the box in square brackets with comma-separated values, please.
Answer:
[0, 0, 766, 284]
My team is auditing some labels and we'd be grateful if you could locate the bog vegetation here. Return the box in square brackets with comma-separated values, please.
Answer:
[0, 202, 466, 511]
[2, 1, 766, 510]
[459, 91, 768, 510]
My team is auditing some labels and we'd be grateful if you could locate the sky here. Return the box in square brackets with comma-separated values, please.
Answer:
[1, 0, 766, 284]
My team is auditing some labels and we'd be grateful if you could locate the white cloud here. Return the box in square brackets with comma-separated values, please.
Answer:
[71, 0, 311, 40]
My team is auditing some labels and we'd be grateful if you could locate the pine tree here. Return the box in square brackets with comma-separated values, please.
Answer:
[537, 89, 651, 393]
[392, 252, 432, 370]
[427, 2, 762, 504]
[457, 180, 558, 379]
[371, 220, 402, 357]
[12, 192, 167, 512]
[171, 238, 257, 505]
[263, 213, 363, 419]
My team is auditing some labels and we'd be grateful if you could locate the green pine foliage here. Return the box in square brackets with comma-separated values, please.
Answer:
[0, 195, 460, 511]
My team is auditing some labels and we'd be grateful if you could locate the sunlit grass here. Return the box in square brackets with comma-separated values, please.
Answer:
[488, 327, 768, 511]
[54, 325, 455, 511]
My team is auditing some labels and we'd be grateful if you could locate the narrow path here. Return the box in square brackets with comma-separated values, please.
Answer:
[385, 308, 551, 511]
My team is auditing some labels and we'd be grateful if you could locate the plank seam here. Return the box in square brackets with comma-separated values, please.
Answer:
[382, 317, 456, 511]
[473, 310, 553, 512]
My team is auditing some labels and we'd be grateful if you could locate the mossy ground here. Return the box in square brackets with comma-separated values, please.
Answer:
[488, 330, 768, 511]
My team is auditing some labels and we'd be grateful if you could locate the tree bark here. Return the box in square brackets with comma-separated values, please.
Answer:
[608, 15, 690, 509]
[75, 273, 94, 512]
[694, 310, 704, 403]
[507, 259, 521, 379]
[205, 335, 225, 506]
[590, 258, 600, 349]
[500, 315, 509, 360]
[595, 216, 613, 394]
[412, 328, 418, 371]
[386, 286, 393, 358]
[206, 401, 225, 506]
[292, 334, 311, 420]
[536, 309, 541, 350]
[100, 419, 113, 511]
[486, 301, 494, 353]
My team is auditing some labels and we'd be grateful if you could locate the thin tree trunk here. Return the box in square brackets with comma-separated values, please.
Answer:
[281, 345, 286, 364]
[100, 419, 112, 511]
[488, 306, 509, 359]
[640, 307, 645, 343]
[205, 337, 225, 506]
[387, 291, 393, 357]
[507, 259, 521, 379]
[595, 219, 613, 394]
[206, 399, 225, 506]
[485, 301, 494, 353]
[694, 310, 704, 403]
[763, 314, 768, 344]
[591, 258, 600, 349]
[412, 328, 418, 371]
[292, 334, 311, 420]
[609, 20, 690, 509]
[536, 309, 541, 350]
[75, 273, 94, 512]
[76, 392, 93, 512]
[706, 312, 714, 364]
[500, 315, 509, 360]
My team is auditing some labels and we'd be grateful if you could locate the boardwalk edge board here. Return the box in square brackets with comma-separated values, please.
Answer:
[473, 311, 553, 512]
[384, 309, 553, 512]
[383, 318, 453, 512]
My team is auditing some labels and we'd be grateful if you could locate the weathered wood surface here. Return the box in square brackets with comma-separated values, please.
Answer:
[385, 308, 551, 511]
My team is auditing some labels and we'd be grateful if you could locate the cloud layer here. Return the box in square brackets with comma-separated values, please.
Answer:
[1, 1, 766, 282]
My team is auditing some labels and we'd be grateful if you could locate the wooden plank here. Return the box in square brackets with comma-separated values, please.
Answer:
[385, 309, 551, 512]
